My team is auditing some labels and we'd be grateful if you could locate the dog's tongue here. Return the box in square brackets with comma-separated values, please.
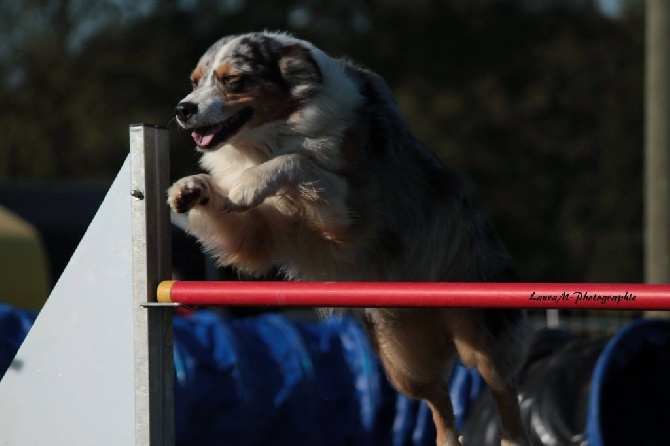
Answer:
[191, 123, 224, 146]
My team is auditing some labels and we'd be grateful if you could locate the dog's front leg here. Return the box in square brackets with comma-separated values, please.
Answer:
[224, 153, 306, 211]
[167, 173, 274, 275]
[225, 153, 350, 228]
[167, 173, 220, 214]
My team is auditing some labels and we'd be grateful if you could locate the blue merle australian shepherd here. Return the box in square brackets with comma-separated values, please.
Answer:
[168, 31, 529, 446]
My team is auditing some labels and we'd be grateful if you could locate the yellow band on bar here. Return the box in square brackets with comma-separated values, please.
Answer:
[157, 280, 176, 303]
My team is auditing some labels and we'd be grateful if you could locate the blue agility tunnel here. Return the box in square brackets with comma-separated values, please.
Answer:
[2, 304, 669, 445]
[0, 305, 479, 445]
[171, 311, 483, 446]
[463, 318, 670, 446]
[585, 318, 670, 446]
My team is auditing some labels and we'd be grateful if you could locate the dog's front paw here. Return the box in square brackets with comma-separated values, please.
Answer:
[167, 174, 211, 213]
[224, 173, 268, 212]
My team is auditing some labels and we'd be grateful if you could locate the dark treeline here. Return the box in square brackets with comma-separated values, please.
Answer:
[0, 0, 644, 283]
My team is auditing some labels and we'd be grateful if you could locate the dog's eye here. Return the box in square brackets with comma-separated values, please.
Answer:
[221, 75, 247, 93]
[190, 79, 199, 90]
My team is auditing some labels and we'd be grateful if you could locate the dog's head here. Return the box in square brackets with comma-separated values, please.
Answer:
[175, 32, 324, 151]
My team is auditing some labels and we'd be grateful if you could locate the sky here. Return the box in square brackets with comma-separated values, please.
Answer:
[597, 0, 624, 17]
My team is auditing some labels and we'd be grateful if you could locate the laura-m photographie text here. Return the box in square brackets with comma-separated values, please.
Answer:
[528, 290, 638, 305]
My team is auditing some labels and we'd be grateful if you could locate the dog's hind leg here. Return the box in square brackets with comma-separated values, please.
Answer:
[425, 383, 462, 446]
[455, 336, 528, 445]
[476, 358, 528, 446]
[367, 310, 463, 445]
[453, 309, 529, 446]
[383, 368, 460, 446]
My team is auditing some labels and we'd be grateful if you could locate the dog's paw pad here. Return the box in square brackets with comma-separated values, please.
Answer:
[173, 188, 201, 213]
[167, 177, 210, 213]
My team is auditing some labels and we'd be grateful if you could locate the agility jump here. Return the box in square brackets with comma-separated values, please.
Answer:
[156, 280, 670, 310]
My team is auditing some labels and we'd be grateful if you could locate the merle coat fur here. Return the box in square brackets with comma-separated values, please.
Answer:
[168, 31, 529, 446]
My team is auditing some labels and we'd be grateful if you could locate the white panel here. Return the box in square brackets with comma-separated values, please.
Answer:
[0, 157, 135, 446]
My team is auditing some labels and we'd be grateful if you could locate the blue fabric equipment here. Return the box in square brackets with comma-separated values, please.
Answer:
[3, 303, 669, 445]
[0, 305, 479, 445]
[462, 320, 670, 446]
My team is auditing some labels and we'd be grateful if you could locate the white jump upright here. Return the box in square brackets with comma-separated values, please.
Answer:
[129, 125, 174, 446]
[0, 125, 174, 446]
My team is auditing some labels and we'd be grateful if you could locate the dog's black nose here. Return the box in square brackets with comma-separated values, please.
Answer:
[175, 102, 198, 121]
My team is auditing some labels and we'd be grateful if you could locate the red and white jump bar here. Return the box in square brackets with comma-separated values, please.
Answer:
[157, 281, 670, 310]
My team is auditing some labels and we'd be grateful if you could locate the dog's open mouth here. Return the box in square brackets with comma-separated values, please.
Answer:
[190, 107, 254, 149]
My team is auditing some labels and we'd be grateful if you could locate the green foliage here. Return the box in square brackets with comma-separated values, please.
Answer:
[0, 0, 643, 282]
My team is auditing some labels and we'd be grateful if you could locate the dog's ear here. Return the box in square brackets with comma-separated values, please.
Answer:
[278, 44, 322, 85]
